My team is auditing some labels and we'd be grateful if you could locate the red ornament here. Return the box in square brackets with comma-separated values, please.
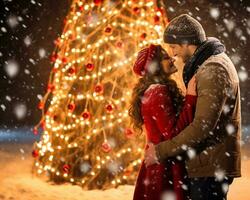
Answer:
[33, 127, 38, 135]
[47, 84, 55, 92]
[50, 53, 58, 62]
[78, 5, 84, 11]
[124, 169, 132, 176]
[52, 67, 58, 73]
[133, 7, 140, 14]
[86, 63, 94, 72]
[94, 84, 104, 94]
[124, 128, 134, 139]
[38, 101, 44, 110]
[106, 103, 114, 113]
[140, 33, 147, 40]
[101, 141, 112, 153]
[41, 120, 46, 130]
[116, 41, 124, 48]
[67, 67, 76, 75]
[62, 57, 67, 64]
[154, 15, 160, 24]
[68, 103, 76, 112]
[104, 26, 113, 35]
[94, 0, 103, 6]
[82, 111, 91, 120]
[32, 149, 39, 158]
[62, 164, 70, 174]
[53, 115, 58, 121]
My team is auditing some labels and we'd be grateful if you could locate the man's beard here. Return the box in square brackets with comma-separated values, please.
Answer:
[182, 54, 192, 64]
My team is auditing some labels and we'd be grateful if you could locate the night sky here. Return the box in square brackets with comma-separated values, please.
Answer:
[0, 0, 249, 130]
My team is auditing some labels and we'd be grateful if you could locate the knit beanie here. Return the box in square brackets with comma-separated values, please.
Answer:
[133, 44, 158, 76]
[164, 14, 206, 45]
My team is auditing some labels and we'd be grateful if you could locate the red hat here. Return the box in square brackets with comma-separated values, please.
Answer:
[133, 44, 157, 76]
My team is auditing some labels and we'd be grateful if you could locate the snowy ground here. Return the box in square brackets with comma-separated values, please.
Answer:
[0, 128, 250, 200]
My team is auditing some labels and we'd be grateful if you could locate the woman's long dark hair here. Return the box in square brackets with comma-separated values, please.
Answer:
[128, 45, 185, 134]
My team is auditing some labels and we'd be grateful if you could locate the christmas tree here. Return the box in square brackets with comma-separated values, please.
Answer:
[32, 0, 168, 189]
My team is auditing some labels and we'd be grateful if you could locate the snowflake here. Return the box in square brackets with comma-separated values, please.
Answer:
[1, 104, 6, 111]
[24, 36, 32, 46]
[13, 103, 27, 120]
[24, 69, 30, 74]
[80, 161, 91, 174]
[7, 15, 19, 28]
[161, 190, 176, 200]
[226, 124, 235, 135]
[186, 147, 196, 159]
[222, 183, 229, 194]
[223, 19, 235, 32]
[143, 178, 150, 186]
[1, 27, 7, 33]
[214, 169, 225, 181]
[238, 70, 248, 82]
[168, 7, 175, 12]
[106, 161, 121, 174]
[39, 48, 46, 58]
[231, 54, 241, 65]
[37, 94, 43, 100]
[20, 148, 25, 154]
[4, 60, 20, 78]
[6, 96, 11, 101]
[31, 0, 36, 5]
[29, 58, 36, 65]
[223, 104, 230, 114]
[147, 61, 159, 74]
[210, 8, 220, 20]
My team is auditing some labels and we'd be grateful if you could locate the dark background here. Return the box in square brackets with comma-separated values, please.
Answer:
[0, 0, 249, 131]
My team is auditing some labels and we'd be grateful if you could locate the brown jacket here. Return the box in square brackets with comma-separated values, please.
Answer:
[155, 52, 241, 178]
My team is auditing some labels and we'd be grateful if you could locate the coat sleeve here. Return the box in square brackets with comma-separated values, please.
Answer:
[155, 63, 231, 162]
[148, 85, 197, 141]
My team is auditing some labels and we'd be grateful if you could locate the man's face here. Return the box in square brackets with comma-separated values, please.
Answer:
[168, 44, 193, 64]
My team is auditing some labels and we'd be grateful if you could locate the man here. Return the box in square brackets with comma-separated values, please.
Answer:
[145, 14, 241, 200]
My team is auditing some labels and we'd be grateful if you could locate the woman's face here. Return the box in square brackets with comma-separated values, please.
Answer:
[160, 49, 178, 75]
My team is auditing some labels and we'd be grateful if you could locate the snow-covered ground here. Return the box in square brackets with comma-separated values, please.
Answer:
[0, 128, 250, 200]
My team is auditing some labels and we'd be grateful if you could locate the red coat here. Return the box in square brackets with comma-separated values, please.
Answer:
[133, 84, 197, 200]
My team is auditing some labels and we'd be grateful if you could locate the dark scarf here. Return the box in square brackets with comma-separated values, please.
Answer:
[183, 37, 226, 87]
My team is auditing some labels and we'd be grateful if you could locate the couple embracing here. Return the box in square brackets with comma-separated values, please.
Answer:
[129, 14, 241, 200]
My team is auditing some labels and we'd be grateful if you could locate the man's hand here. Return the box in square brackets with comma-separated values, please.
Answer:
[144, 142, 160, 167]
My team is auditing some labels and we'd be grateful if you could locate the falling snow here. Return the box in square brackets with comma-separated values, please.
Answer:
[186, 147, 196, 159]
[215, 169, 226, 181]
[24, 35, 32, 46]
[226, 124, 235, 135]
[38, 48, 46, 58]
[13, 103, 27, 120]
[210, 8, 220, 20]
[161, 191, 177, 200]
[80, 162, 91, 174]
[7, 15, 19, 28]
[238, 70, 248, 82]
[0, 0, 249, 199]
[4, 60, 20, 78]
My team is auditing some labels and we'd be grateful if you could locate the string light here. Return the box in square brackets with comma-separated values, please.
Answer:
[33, 0, 167, 189]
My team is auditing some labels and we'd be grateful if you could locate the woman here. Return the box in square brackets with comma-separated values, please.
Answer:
[129, 44, 197, 200]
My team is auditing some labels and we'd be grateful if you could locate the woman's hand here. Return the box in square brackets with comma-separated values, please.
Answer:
[187, 75, 197, 96]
